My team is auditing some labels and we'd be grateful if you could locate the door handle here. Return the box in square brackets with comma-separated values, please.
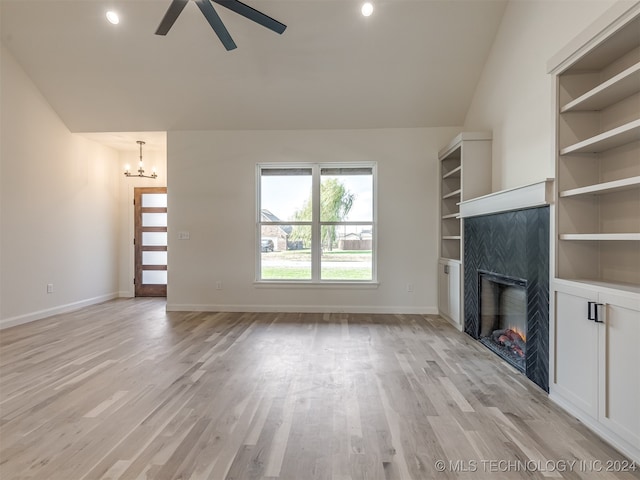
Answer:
[593, 303, 604, 323]
[444, 265, 449, 274]
[587, 301, 604, 323]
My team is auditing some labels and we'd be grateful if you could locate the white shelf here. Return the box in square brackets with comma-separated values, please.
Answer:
[442, 166, 462, 179]
[560, 176, 640, 197]
[442, 212, 460, 219]
[442, 189, 461, 200]
[561, 62, 640, 112]
[560, 233, 640, 241]
[560, 119, 640, 155]
[442, 236, 461, 240]
[555, 278, 640, 295]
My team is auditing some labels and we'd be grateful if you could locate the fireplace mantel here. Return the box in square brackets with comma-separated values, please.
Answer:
[459, 179, 553, 218]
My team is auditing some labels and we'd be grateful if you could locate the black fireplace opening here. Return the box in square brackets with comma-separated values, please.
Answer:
[478, 271, 528, 372]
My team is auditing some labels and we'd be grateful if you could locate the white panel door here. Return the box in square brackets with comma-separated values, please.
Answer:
[599, 291, 640, 449]
[447, 261, 461, 327]
[554, 286, 599, 418]
[438, 260, 450, 320]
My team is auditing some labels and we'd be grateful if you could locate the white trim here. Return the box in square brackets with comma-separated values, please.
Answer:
[459, 179, 554, 218]
[256, 161, 378, 283]
[0, 293, 119, 330]
[437, 132, 492, 159]
[254, 281, 379, 289]
[547, 1, 640, 74]
[166, 303, 437, 315]
[549, 392, 640, 463]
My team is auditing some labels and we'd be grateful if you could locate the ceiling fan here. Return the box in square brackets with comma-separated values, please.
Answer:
[155, 0, 287, 51]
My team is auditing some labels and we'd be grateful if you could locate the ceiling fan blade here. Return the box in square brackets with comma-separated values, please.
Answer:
[155, 0, 189, 35]
[194, 0, 237, 50]
[213, 0, 286, 34]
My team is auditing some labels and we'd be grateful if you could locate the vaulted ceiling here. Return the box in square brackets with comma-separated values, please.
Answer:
[1, 0, 507, 133]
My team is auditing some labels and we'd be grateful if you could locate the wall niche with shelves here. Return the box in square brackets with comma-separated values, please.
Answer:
[553, 7, 640, 289]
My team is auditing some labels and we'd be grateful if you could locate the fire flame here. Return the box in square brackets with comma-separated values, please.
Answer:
[508, 326, 526, 342]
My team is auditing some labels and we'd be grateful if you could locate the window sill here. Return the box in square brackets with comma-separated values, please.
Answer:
[254, 281, 379, 289]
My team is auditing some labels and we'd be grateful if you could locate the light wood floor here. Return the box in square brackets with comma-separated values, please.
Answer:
[1, 299, 638, 480]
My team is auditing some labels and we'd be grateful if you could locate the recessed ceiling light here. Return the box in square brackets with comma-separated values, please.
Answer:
[106, 11, 120, 25]
[361, 2, 374, 17]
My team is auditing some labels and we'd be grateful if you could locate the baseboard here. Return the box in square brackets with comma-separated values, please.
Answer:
[439, 311, 464, 331]
[0, 293, 119, 330]
[549, 392, 640, 463]
[166, 303, 438, 315]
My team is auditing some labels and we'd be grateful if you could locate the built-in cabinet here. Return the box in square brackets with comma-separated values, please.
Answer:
[553, 281, 640, 457]
[438, 132, 491, 329]
[437, 259, 460, 325]
[549, 1, 640, 463]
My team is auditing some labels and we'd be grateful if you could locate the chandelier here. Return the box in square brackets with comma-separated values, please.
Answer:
[124, 141, 157, 179]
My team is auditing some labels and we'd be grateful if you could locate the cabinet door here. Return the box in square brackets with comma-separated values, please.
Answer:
[447, 261, 461, 326]
[598, 291, 640, 448]
[554, 286, 599, 418]
[438, 262, 450, 319]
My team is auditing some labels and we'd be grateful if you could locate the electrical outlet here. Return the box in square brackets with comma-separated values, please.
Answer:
[47, 283, 54, 294]
[216, 281, 222, 290]
[178, 231, 190, 240]
[406, 283, 413, 293]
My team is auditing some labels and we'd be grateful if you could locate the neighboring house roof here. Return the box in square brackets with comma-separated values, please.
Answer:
[340, 233, 361, 240]
[260, 209, 292, 235]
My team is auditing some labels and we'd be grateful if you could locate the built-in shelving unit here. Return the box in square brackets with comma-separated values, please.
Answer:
[550, 5, 640, 288]
[548, 2, 640, 464]
[438, 132, 492, 262]
[438, 132, 492, 329]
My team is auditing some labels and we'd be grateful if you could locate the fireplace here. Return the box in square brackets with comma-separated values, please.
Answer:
[478, 272, 527, 372]
[464, 206, 549, 392]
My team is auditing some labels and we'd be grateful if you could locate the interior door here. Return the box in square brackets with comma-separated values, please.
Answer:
[134, 187, 167, 297]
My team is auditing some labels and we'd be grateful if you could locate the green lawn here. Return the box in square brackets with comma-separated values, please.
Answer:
[261, 249, 372, 280]
[261, 267, 312, 280]
[261, 266, 371, 280]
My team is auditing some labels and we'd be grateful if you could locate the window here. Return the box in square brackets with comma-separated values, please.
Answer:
[257, 163, 376, 282]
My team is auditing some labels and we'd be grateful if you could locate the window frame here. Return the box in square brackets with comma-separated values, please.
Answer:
[256, 162, 377, 284]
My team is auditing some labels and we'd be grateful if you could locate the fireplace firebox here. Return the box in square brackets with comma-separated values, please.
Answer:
[478, 272, 527, 372]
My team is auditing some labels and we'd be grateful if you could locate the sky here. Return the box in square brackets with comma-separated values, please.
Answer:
[261, 174, 373, 222]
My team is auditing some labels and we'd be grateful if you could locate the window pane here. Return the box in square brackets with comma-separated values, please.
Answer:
[143, 251, 168, 265]
[320, 169, 373, 222]
[142, 232, 167, 246]
[141, 193, 167, 208]
[321, 225, 372, 280]
[142, 270, 167, 285]
[261, 225, 311, 280]
[261, 168, 312, 222]
[142, 213, 167, 227]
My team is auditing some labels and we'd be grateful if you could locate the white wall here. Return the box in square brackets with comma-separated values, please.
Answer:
[0, 45, 121, 328]
[117, 148, 167, 297]
[463, 0, 617, 191]
[167, 127, 460, 313]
